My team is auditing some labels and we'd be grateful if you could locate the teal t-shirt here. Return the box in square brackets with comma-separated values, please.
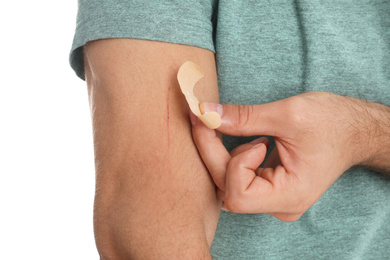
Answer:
[70, 1, 390, 259]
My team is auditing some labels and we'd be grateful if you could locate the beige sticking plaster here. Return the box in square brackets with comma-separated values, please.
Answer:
[177, 61, 221, 129]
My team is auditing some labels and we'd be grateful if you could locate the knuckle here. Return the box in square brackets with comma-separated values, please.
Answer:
[236, 104, 255, 130]
[284, 98, 300, 121]
[224, 193, 247, 213]
[284, 96, 307, 124]
[228, 155, 242, 169]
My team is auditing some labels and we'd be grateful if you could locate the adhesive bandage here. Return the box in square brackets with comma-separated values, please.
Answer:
[177, 61, 222, 129]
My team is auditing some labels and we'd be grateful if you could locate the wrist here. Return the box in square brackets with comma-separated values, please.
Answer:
[348, 98, 390, 171]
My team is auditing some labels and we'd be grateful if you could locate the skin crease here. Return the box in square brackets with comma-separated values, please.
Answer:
[191, 92, 390, 222]
[84, 39, 221, 259]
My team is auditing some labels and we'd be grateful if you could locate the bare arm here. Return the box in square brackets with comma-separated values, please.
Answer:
[84, 39, 221, 259]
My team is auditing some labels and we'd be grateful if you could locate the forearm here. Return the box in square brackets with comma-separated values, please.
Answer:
[92, 125, 217, 258]
[85, 39, 221, 259]
[351, 97, 390, 174]
[93, 132, 217, 259]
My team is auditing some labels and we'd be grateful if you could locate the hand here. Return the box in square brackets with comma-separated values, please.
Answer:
[192, 91, 375, 222]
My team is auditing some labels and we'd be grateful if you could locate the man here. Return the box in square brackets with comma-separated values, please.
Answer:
[70, 1, 390, 259]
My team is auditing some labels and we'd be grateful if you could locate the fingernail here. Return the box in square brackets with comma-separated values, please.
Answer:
[250, 137, 267, 144]
[189, 111, 198, 125]
[251, 143, 266, 149]
[250, 137, 269, 149]
[200, 102, 223, 118]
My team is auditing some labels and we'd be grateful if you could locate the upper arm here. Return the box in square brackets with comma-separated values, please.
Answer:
[84, 38, 220, 259]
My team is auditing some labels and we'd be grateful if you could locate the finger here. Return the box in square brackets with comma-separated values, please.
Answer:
[224, 143, 270, 213]
[225, 138, 269, 209]
[263, 146, 282, 168]
[255, 167, 274, 179]
[200, 102, 281, 137]
[191, 111, 231, 190]
[247, 165, 297, 213]
[217, 188, 225, 201]
[230, 137, 270, 157]
[226, 149, 297, 214]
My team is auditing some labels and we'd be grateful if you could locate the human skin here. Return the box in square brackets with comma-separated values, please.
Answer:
[191, 91, 390, 222]
[84, 39, 221, 259]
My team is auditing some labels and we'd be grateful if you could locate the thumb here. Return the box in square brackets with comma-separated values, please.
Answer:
[200, 102, 279, 137]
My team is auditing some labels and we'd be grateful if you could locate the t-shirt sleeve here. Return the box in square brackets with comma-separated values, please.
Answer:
[69, 0, 218, 80]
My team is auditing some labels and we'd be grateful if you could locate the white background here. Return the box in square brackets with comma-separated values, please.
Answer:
[0, 1, 98, 259]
